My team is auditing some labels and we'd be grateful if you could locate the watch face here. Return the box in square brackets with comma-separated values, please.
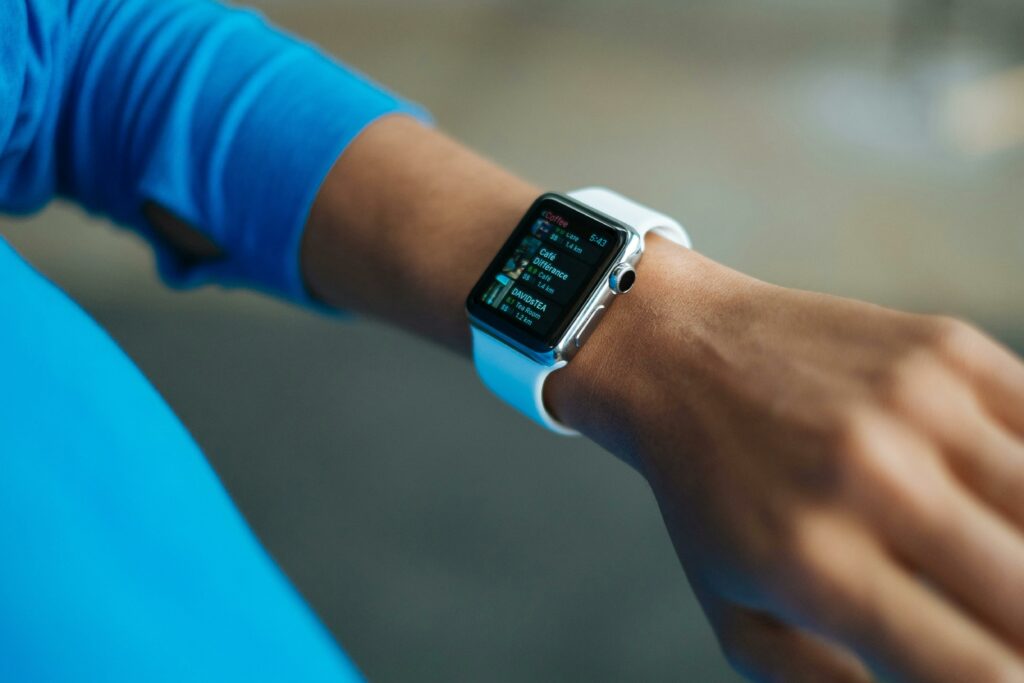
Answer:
[467, 194, 628, 353]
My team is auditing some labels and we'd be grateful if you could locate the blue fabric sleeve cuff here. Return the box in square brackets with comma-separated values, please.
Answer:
[144, 42, 434, 306]
[61, 0, 432, 307]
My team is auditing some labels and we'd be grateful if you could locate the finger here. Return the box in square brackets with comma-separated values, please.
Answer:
[885, 364, 1024, 531]
[944, 409, 1024, 531]
[715, 604, 874, 683]
[863, 450, 1024, 654]
[975, 348, 1024, 437]
[797, 537, 1024, 683]
[944, 324, 1024, 436]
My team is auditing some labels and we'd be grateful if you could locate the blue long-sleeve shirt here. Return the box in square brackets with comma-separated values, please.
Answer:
[0, 0, 426, 679]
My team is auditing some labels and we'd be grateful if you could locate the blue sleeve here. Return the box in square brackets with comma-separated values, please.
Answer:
[0, 0, 428, 304]
[0, 1, 429, 678]
[0, 239, 363, 682]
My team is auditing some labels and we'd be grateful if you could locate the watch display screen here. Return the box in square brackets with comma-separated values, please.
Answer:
[467, 195, 627, 352]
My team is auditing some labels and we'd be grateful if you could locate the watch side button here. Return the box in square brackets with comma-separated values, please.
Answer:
[574, 305, 606, 349]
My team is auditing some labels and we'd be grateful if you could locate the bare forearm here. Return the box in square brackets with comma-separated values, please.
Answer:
[301, 113, 1024, 683]
[302, 116, 539, 354]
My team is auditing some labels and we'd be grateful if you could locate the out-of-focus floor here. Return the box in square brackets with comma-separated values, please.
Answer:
[4, 1, 1023, 681]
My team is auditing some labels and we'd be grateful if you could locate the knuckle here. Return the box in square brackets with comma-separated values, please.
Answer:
[828, 409, 879, 455]
[785, 408, 902, 505]
[895, 465, 949, 526]
[920, 315, 1010, 383]
[869, 352, 938, 413]
[785, 553, 872, 638]
[815, 409, 948, 524]
[818, 409, 888, 489]
[831, 414, 949, 524]
[773, 519, 854, 620]
[922, 315, 980, 359]
[862, 316, 981, 412]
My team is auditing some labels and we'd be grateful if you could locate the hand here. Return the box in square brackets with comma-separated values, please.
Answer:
[549, 237, 1024, 683]
[302, 118, 1024, 681]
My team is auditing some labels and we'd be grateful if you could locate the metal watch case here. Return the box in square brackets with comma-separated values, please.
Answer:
[468, 223, 644, 368]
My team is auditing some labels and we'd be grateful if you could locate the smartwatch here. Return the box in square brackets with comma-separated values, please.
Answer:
[466, 187, 691, 436]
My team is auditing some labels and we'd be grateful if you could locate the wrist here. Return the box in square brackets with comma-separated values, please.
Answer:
[545, 236, 762, 473]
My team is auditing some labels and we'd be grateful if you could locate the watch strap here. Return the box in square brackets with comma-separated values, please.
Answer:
[568, 187, 692, 249]
[471, 326, 576, 435]
[472, 187, 690, 436]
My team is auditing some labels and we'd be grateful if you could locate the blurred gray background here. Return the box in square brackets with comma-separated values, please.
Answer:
[5, 0, 1024, 681]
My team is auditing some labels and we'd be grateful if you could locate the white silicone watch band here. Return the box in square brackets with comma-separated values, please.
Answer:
[472, 188, 691, 436]
[568, 187, 692, 250]
[471, 326, 575, 435]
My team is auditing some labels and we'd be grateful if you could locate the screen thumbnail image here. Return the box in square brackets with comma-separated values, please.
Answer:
[530, 217, 553, 241]
[481, 235, 543, 308]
